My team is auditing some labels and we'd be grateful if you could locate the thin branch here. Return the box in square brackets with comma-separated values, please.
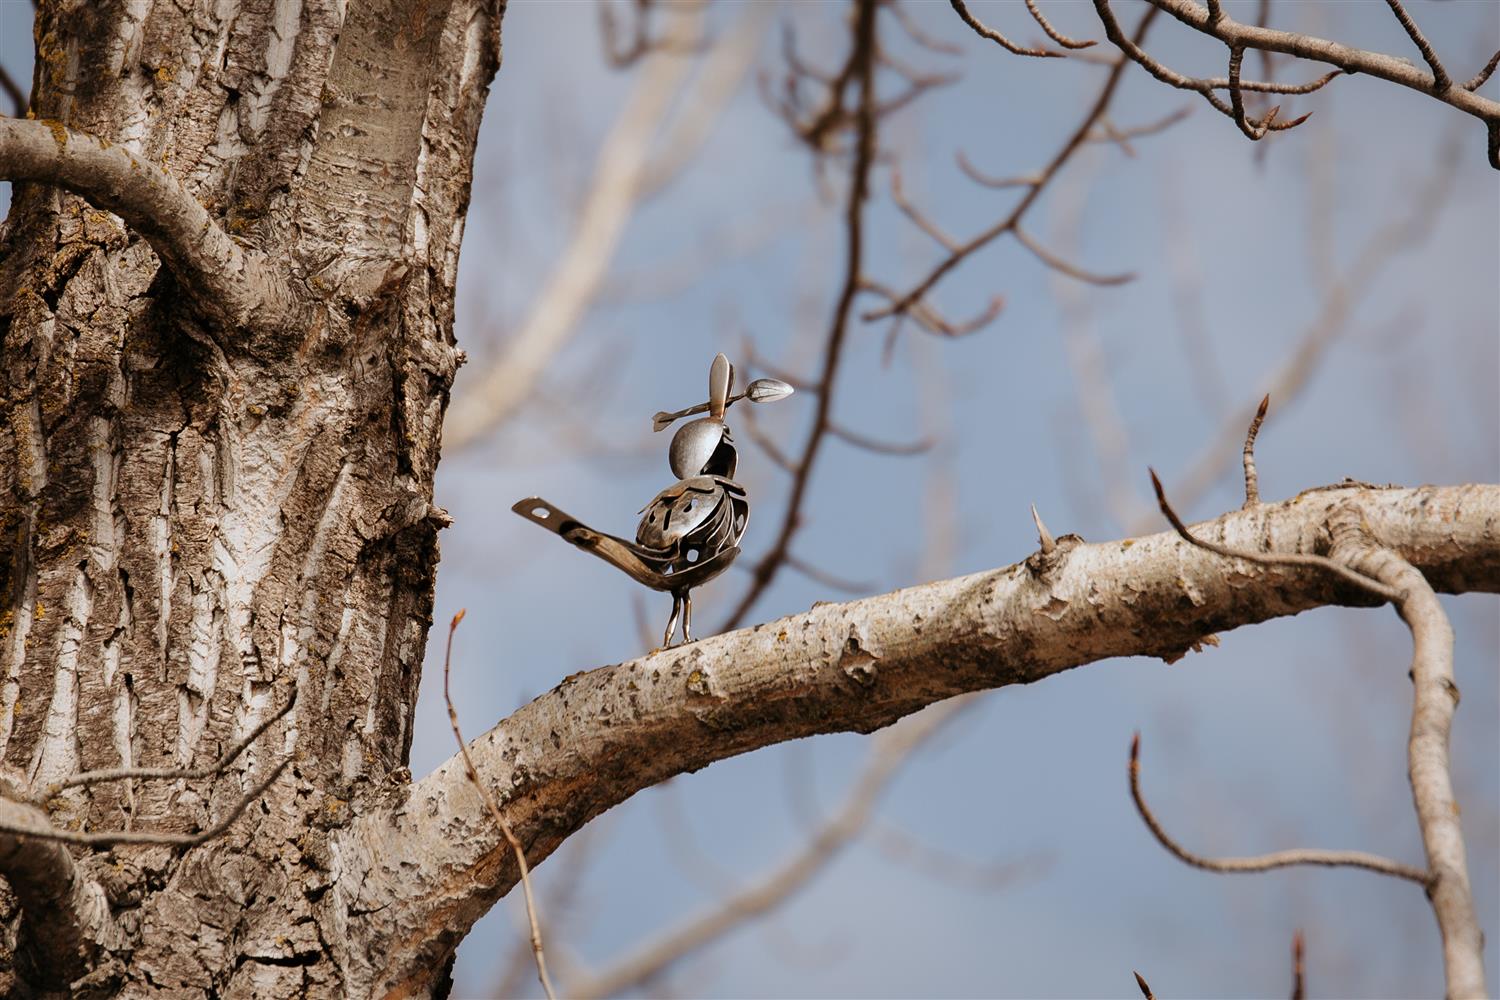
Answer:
[955, 149, 1039, 189]
[1241, 393, 1269, 507]
[887, 1, 964, 56]
[443, 610, 556, 1000]
[1383, 0, 1450, 93]
[0, 118, 296, 332]
[0, 758, 291, 849]
[867, 6, 1160, 325]
[1134, 970, 1156, 1000]
[1149, 468, 1403, 602]
[571, 700, 972, 1000]
[1094, 0, 1322, 135]
[1229, 44, 1284, 140]
[827, 420, 933, 456]
[718, 0, 881, 631]
[1025, 0, 1097, 50]
[1463, 49, 1500, 91]
[1087, 105, 1192, 154]
[1326, 515, 1488, 998]
[783, 553, 876, 595]
[949, 0, 1064, 58]
[1136, 0, 1500, 166]
[45, 691, 297, 795]
[1129, 733, 1430, 883]
[1156, 133, 1460, 524]
[1013, 224, 1135, 286]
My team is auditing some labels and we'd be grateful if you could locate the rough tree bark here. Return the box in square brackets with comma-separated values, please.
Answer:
[0, 0, 504, 995]
[0, 3, 1494, 1000]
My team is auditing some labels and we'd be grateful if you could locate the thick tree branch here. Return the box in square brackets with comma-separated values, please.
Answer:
[335, 483, 1499, 994]
[0, 118, 297, 332]
[1328, 509, 1487, 998]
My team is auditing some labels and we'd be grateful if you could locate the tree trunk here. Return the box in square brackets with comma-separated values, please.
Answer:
[0, 1, 503, 995]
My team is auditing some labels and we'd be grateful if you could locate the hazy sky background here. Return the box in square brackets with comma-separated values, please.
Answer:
[2, 1, 1497, 997]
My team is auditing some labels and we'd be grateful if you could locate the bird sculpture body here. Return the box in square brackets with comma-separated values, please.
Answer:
[512, 353, 792, 647]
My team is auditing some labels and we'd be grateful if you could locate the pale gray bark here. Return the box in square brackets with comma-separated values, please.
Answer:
[336, 483, 1498, 996]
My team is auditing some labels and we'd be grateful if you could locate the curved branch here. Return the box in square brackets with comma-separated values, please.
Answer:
[571, 698, 972, 999]
[1128, 733, 1429, 884]
[1137, 0, 1500, 165]
[334, 483, 1500, 996]
[1328, 510, 1488, 998]
[0, 118, 296, 332]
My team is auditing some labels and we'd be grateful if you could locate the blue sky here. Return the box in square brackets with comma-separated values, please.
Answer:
[2, 1, 1496, 997]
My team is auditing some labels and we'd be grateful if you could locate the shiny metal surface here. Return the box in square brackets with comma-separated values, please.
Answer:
[513, 353, 791, 648]
[668, 419, 727, 480]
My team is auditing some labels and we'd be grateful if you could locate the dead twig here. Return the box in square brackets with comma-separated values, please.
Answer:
[45, 692, 297, 796]
[1241, 393, 1269, 507]
[1129, 732, 1430, 883]
[443, 610, 557, 1000]
[1148, 469, 1403, 602]
[719, 0, 881, 631]
[949, 0, 1064, 58]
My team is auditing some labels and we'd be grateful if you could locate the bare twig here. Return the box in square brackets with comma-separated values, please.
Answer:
[1129, 732, 1430, 883]
[827, 420, 932, 456]
[1134, 970, 1156, 999]
[443, 610, 556, 1000]
[1025, 0, 1097, 50]
[46, 692, 297, 796]
[888, 1, 963, 56]
[1013, 224, 1135, 286]
[0, 118, 296, 332]
[0, 758, 291, 849]
[1089, 105, 1192, 153]
[1093, 0, 1322, 135]
[949, 0, 1064, 58]
[1463, 49, 1500, 91]
[867, 6, 1160, 325]
[1149, 469, 1403, 602]
[570, 699, 973, 1000]
[955, 150, 1039, 189]
[1124, 0, 1500, 165]
[1156, 134, 1460, 526]
[1241, 393, 1269, 507]
[1383, 0, 1450, 93]
[1326, 516, 1488, 998]
[719, 0, 881, 631]
[1228, 44, 1285, 140]
[783, 553, 876, 595]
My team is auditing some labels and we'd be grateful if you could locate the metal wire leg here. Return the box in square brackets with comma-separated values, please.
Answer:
[662, 594, 682, 648]
[681, 590, 693, 643]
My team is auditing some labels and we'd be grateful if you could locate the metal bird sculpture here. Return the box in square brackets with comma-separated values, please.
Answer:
[512, 353, 793, 648]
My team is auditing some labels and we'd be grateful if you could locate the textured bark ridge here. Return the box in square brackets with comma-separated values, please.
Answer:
[0, 1, 503, 996]
[1, 3, 1496, 999]
[333, 483, 1499, 994]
